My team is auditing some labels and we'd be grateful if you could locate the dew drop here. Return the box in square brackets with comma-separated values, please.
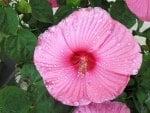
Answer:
[92, 40, 96, 44]
[117, 43, 121, 46]
[132, 69, 138, 75]
[63, 100, 70, 105]
[74, 101, 79, 106]
[128, 43, 131, 45]
[65, 18, 70, 23]
[106, 30, 111, 34]
[94, 13, 99, 18]
[53, 65, 57, 67]
[97, 19, 103, 23]
[133, 59, 136, 62]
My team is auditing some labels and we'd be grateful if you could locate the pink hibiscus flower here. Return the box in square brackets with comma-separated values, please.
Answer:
[34, 7, 142, 106]
[126, 0, 150, 21]
[73, 102, 130, 113]
[48, 0, 59, 7]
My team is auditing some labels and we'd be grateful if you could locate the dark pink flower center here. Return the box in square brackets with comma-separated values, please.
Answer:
[69, 50, 96, 75]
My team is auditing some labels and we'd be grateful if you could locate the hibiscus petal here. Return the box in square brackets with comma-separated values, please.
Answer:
[96, 20, 142, 75]
[86, 66, 129, 103]
[73, 101, 130, 113]
[57, 7, 113, 51]
[34, 26, 73, 77]
[126, 0, 150, 21]
[43, 66, 91, 106]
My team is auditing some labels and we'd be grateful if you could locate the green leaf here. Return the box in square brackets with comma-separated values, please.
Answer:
[66, 0, 80, 7]
[20, 63, 40, 83]
[34, 98, 54, 113]
[4, 29, 37, 63]
[145, 94, 150, 111]
[0, 7, 19, 35]
[28, 80, 73, 113]
[0, 86, 31, 113]
[142, 28, 150, 40]
[136, 88, 147, 105]
[0, 37, 5, 58]
[146, 39, 150, 49]
[0, 0, 6, 6]
[57, 0, 66, 5]
[22, 13, 32, 22]
[110, 1, 136, 28]
[0, 7, 5, 27]
[53, 5, 76, 24]
[138, 71, 150, 89]
[16, 0, 31, 13]
[34, 97, 73, 113]
[29, 81, 48, 103]
[30, 0, 53, 23]
[138, 53, 150, 75]
[137, 19, 144, 32]
[89, 0, 102, 7]
[80, 0, 88, 7]
[89, 0, 110, 10]
[116, 92, 128, 103]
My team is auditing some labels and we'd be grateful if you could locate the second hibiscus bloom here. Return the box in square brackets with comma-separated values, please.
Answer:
[34, 7, 142, 106]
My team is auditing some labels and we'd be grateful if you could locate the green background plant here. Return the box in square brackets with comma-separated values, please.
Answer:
[0, 0, 150, 113]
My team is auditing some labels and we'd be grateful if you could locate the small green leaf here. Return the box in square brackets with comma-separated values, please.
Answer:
[22, 13, 32, 22]
[142, 28, 150, 40]
[0, 7, 5, 27]
[4, 29, 37, 62]
[145, 95, 150, 111]
[17, 0, 31, 13]
[89, 0, 110, 10]
[136, 88, 147, 105]
[0, 86, 32, 113]
[146, 39, 150, 48]
[20, 63, 40, 83]
[0, 6, 19, 35]
[80, 0, 88, 7]
[30, 0, 53, 23]
[137, 19, 144, 32]
[89, 0, 102, 7]
[53, 5, 76, 24]
[66, 0, 80, 7]
[29, 81, 48, 103]
[110, 1, 136, 28]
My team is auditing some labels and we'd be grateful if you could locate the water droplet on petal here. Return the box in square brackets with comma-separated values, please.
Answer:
[97, 19, 102, 23]
[74, 101, 79, 106]
[132, 69, 138, 75]
[128, 43, 131, 45]
[117, 43, 121, 46]
[133, 59, 136, 62]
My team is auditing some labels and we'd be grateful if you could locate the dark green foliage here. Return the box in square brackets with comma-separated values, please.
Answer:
[30, 0, 53, 23]
[110, 1, 136, 28]
[0, 6, 19, 35]
[89, 0, 110, 10]
[0, 86, 32, 113]
[0, 0, 150, 113]
[4, 29, 37, 63]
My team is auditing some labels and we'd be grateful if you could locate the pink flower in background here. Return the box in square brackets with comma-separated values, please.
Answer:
[126, 0, 150, 21]
[73, 102, 130, 113]
[34, 7, 142, 106]
[48, 0, 59, 7]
